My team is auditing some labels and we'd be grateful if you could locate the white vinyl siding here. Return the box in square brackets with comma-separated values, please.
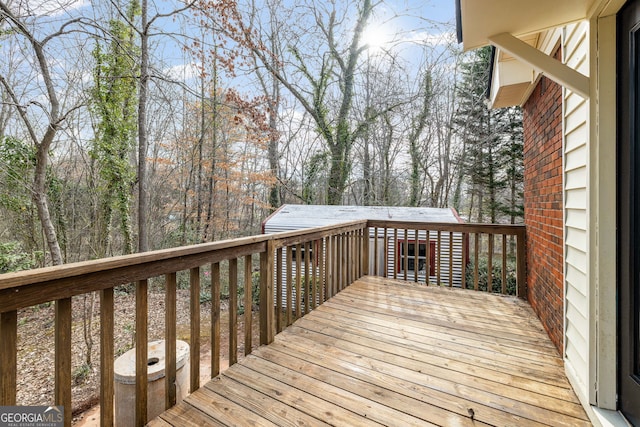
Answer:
[562, 20, 590, 404]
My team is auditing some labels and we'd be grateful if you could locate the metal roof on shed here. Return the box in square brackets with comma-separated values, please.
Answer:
[262, 205, 463, 232]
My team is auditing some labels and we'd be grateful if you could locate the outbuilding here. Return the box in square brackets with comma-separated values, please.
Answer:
[262, 204, 466, 287]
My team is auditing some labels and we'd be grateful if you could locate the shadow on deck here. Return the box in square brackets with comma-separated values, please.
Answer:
[150, 276, 589, 427]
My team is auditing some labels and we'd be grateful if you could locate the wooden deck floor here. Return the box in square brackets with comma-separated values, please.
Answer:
[150, 276, 590, 427]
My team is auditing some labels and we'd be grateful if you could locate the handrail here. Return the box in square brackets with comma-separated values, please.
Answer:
[365, 220, 526, 297]
[0, 220, 368, 313]
[0, 218, 525, 427]
[0, 219, 369, 426]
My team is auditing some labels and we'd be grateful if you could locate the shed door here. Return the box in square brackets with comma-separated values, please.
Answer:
[618, 0, 640, 423]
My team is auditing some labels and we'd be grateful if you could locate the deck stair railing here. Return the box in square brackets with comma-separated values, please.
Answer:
[0, 219, 525, 427]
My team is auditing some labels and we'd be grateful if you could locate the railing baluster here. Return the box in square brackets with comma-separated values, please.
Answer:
[295, 244, 302, 319]
[436, 231, 442, 285]
[244, 254, 253, 355]
[488, 234, 494, 293]
[337, 233, 341, 293]
[461, 233, 467, 289]
[502, 235, 508, 294]
[349, 232, 354, 284]
[211, 262, 220, 378]
[354, 231, 359, 280]
[259, 241, 275, 345]
[286, 246, 293, 325]
[359, 229, 364, 278]
[474, 234, 480, 290]
[383, 228, 388, 278]
[229, 259, 238, 366]
[319, 238, 326, 303]
[340, 233, 344, 289]
[393, 228, 397, 280]
[449, 231, 454, 287]
[413, 230, 420, 283]
[327, 237, 333, 298]
[517, 230, 527, 298]
[99, 289, 115, 425]
[311, 240, 318, 309]
[276, 248, 283, 333]
[342, 233, 347, 290]
[164, 273, 177, 409]
[345, 232, 350, 286]
[425, 230, 431, 284]
[189, 268, 200, 392]
[335, 234, 340, 291]
[352, 231, 357, 283]
[355, 230, 358, 280]
[304, 242, 313, 314]
[135, 280, 148, 426]
[373, 227, 378, 275]
[403, 230, 409, 281]
[0, 310, 17, 406]
[55, 297, 72, 427]
[363, 227, 370, 277]
[336, 234, 341, 291]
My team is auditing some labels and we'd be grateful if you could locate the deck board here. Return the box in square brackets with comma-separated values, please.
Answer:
[152, 276, 591, 427]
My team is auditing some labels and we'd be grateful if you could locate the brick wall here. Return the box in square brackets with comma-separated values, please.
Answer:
[522, 57, 564, 353]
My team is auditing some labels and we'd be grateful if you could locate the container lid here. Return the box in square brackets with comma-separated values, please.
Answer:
[114, 340, 189, 384]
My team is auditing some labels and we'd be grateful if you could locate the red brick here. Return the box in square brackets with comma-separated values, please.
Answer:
[522, 47, 564, 353]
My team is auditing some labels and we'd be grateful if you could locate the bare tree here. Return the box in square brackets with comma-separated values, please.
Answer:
[0, 1, 87, 265]
[212, 0, 381, 204]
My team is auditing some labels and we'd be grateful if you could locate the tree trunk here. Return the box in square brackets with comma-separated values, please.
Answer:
[137, 0, 150, 253]
[34, 140, 63, 265]
[0, 3, 64, 265]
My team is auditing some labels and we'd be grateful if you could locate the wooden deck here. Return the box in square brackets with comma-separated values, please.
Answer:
[149, 276, 590, 427]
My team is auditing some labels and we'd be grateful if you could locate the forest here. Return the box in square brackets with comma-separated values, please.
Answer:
[0, 0, 523, 271]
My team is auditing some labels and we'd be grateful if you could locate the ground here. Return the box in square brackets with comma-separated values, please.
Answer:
[15, 286, 260, 425]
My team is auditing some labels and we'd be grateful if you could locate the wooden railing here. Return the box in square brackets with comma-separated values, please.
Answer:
[366, 221, 526, 297]
[0, 220, 369, 426]
[0, 219, 525, 427]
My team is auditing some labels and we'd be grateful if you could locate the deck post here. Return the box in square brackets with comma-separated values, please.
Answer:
[260, 240, 275, 345]
[516, 229, 527, 298]
[0, 310, 17, 406]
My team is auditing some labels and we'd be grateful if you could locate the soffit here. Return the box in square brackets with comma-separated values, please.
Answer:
[458, 0, 594, 51]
